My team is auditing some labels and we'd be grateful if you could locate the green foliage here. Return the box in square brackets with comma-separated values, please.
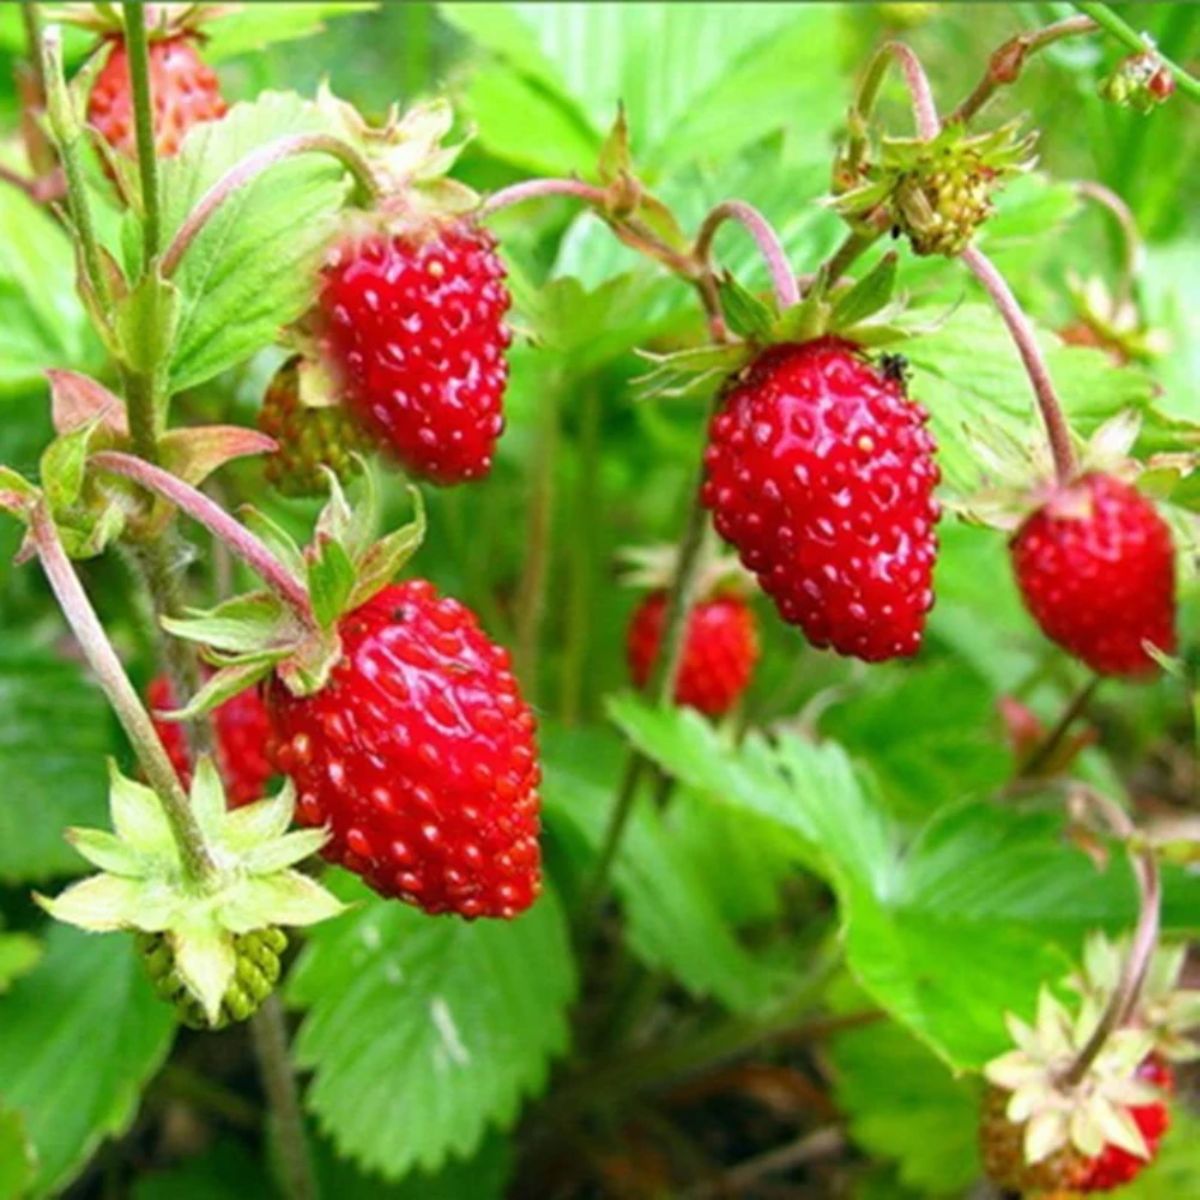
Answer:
[0, 927, 176, 1197]
[289, 877, 575, 1178]
[0, 649, 117, 883]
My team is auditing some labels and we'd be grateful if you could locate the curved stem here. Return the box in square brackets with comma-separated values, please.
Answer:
[947, 16, 1098, 126]
[123, 2, 161, 261]
[1017, 677, 1099, 779]
[961, 246, 1076, 482]
[479, 176, 609, 218]
[91, 451, 314, 624]
[161, 133, 381, 277]
[856, 41, 940, 144]
[1074, 2, 1200, 103]
[1064, 786, 1161, 1084]
[694, 200, 799, 309]
[30, 501, 214, 882]
[1074, 181, 1144, 306]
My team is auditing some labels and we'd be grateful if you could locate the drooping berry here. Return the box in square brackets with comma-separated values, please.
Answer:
[627, 591, 758, 717]
[315, 221, 512, 484]
[88, 35, 227, 160]
[265, 581, 540, 919]
[1010, 472, 1176, 677]
[702, 337, 940, 662]
[980, 1056, 1172, 1194]
[147, 676, 273, 808]
[257, 356, 368, 498]
[139, 927, 286, 1030]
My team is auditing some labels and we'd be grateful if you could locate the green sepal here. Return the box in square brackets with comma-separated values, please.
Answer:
[346, 486, 425, 611]
[306, 535, 357, 631]
[39, 418, 99, 513]
[634, 343, 751, 401]
[40, 760, 344, 1027]
[151, 659, 278, 723]
[37, 417, 129, 558]
[162, 591, 297, 656]
[239, 507, 305, 578]
[830, 251, 898, 328]
[771, 280, 833, 345]
[0, 467, 39, 520]
[718, 273, 777, 341]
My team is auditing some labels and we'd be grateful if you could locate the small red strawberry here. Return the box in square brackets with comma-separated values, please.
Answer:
[1010, 472, 1176, 677]
[88, 34, 227, 160]
[265, 581, 540, 919]
[627, 591, 758, 717]
[148, 676, 273, 808]
[315, 221, 512, 484]
[701, 337, 940, 662]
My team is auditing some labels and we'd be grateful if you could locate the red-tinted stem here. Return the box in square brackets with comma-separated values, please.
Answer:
[694, 200, 800, 309]
[478, 177, 609, 218]
[161, 133, 381, 277]
[961, 246, 1076, 482]
[91, 451, 314, 624]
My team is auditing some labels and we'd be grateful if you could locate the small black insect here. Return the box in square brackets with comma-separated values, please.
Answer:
[880, 352, 911, 388]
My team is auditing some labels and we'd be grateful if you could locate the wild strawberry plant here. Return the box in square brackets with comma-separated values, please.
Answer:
[0, 3, 1197, 1198]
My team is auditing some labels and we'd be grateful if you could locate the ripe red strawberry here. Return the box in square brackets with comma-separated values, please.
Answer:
[88, 35, 227, 160]
[627, 590, 758, 717]
[265, 581, 540, 919]
[148, 676, 273, 808]
[701, 337, 940, 661]
[1010, 472, 1176, 677]
[315, 221, 512, 484]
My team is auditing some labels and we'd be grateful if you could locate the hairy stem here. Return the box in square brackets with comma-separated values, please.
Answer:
[1064, 787, 1161, 1084]
[851, 40, 940, 150]
[30, 502, 214, 881]
[91, 451, 314, 623]
[40, 26, 113, 313]
[1075, 180, 1143, 306]
[123, 2, 161, 261]
[250, 997, 320, 1200]
[1074, 2, 1200, 103]
[961, 246, 1076, 482]
[947, 15, 1098, 125]
[479, 176, 609, 218]
[694, 200, 800, 309]
[161, 133, 382, 277]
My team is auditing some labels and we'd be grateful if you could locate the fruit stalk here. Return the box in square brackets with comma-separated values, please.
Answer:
[91, 451, 316, 624]
[250, 996, 320, 1200]
[961, 245, 1076, 482]
[1016, 677, 1099, 779]
[1064, 785, 1162, 1085]
[947, 15, 1099, 126]
[478, 176, 609, 217]
[1074, 2, 1200, 102]
[847, 39, 940, 174]
[123, 1, 162, 259]
[694, 200, 800, 309]
[1075, 180, 1143, 307]
[160, 132, 383, 277]
[29, 500, 215, 882]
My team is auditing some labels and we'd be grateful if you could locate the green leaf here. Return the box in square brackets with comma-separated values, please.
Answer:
[143, 92, 355, 392]
[0, 649, 118, 884]
[608, 696, 1200, 1070]
[38, 419, 98, 513]
[0, 935, 40, 995]
[130, 1136, 273, 1200]
[540, 723, 788, 1011]
[201, 3, 378, 62]
[0, 1104, 35, 1200]
[829, 1007, 982, 1196]
[0, 926, 176, 1197]
[289, 879, 576, 1178]
[0, 186, 101, 395]
[112, 271, 180, 383]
